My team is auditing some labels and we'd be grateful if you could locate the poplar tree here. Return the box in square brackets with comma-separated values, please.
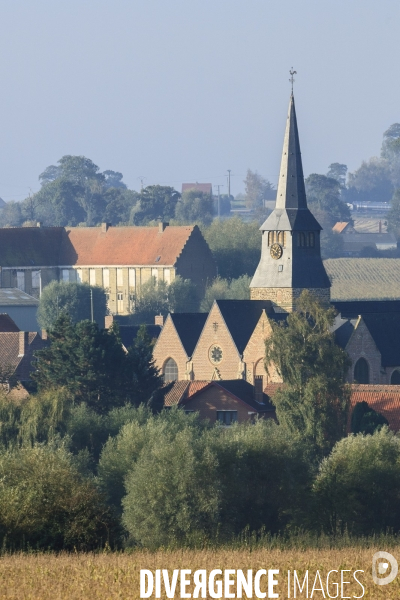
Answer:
[265, 291, 351, 456]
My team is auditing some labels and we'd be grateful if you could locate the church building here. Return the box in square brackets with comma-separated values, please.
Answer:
[154, 92, 400, 421]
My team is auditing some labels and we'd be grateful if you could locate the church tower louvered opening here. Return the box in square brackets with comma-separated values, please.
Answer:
[250, 94, 331, 312]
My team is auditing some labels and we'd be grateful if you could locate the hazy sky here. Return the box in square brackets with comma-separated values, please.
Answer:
[0, 0, 399, 200]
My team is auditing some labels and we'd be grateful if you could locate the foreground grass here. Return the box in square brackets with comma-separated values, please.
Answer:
[0, 547, 398, 598]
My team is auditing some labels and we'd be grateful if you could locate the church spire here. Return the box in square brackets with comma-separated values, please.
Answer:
[249, 89, 331, 312]
[275, 94, 308, 211]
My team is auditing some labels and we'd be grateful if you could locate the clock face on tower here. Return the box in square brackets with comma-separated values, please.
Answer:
[270, 243, 283, 260]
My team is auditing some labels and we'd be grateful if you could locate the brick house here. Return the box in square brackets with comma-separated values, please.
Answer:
[163, 379, 275, 424]
[0, 314, 48, 397]
[0, 222, 216, 315]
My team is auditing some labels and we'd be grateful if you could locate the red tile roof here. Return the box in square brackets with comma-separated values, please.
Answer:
[349, 384, 400, 432]
[332, 222, 350, 234]
[0, 332, 48, 382]
[60, 225, 195, 266]
[0, 225, 199, 268]
[163, 381, 189, 406]
[182, 183, 212, 194]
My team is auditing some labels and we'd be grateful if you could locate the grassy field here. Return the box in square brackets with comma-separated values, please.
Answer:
[0, 547, 398, 599]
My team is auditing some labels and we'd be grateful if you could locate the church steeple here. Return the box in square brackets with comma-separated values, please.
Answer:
[275, 94, 307, 211]
[250, 92, 330, 312]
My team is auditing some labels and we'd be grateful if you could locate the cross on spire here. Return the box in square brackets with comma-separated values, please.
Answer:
[289, 68, 297, 93]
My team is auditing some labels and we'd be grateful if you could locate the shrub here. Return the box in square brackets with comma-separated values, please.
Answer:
[313, 427, 400, 535]
[0, 443, 115, 550]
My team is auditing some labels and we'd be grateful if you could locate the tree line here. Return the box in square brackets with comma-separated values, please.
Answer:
[0, 293, 393, 550]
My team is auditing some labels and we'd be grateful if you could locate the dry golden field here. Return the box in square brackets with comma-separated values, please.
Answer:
[0, 547, 398, 599]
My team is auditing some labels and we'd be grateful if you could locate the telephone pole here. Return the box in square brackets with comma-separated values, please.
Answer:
[138, 176, 146, 191]
[214, 184, 224, 218]
[227, 170, 231, 198]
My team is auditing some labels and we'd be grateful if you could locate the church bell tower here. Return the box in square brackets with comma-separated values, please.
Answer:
[250, 93, 331, 312]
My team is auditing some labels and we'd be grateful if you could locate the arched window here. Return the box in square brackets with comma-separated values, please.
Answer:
[298, 232, 306, 247]
[354, 358, 369, 384]
[308, 232, 315, 247]
[277, 231, 285, 245]
[268, 231, 275, 246]
[164, 358, 178, 382]
[391, 370, 400, 385]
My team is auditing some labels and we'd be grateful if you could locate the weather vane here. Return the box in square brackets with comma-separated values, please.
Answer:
[289, 68, 297, 93]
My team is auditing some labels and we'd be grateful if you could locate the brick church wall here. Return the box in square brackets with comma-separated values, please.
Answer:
[191, 304, 242, 380]
[243, 312, 282, 385]
[345, 318, 382, 384]
[153, 316, 189, 381]
[250, 287, 331, 312]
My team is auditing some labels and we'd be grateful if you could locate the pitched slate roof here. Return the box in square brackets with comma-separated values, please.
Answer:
[332, 315, 357, 349]
[333, 300, 400, 317]
[170, 313, 208, 357]
[215, 300, 277, 355]
[60, 225, 195, 266]
[0, 227, 65, 266]
[0, 314, 19, 332]
[350, 385, 400, 432]
[0, 289, 39, 307]
[325, 258, 400, 301]
[362, 313, 400, 367]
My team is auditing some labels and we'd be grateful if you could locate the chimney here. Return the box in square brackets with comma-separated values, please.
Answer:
[104, 315, 114, 329]
[379, 220, 382, 233]
[158, 222, 169, 233]
[155, 314, 164, 327]
[18, 331, 29, 357]
[101, 222, 111, 233]
[41, 329, 48, 340]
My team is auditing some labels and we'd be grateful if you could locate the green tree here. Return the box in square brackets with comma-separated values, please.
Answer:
[200, 275, 251, 311]
[103, 188, 138, 224]
[244, 169, 275, 210]
[326, 163, 347, 187]
[98, 407, 204, 514]
[351, 401, 388, 435]
[122, 428, 220, 548]
[203, 217, 261, 279]
[33, 315, 130, 413]
[0, 442, 114, 550]
[131, 276, 199, 324]
[168, 276, 200, 312]
[37, 281, 107, 330]
[125, 325, 163, 407]
[386, 188, 400, 237]
[175, 189, 214, 226]
[0, 201, 23, 227]
[103, 170, 127, 189]
[346, 158, 393, 204]
[133, 185, 180, 225]
[313, 428, 400, 535]
[305, 174, 351, 225]
[265, 291, 351, 456]
[381, 123, 400, 160]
